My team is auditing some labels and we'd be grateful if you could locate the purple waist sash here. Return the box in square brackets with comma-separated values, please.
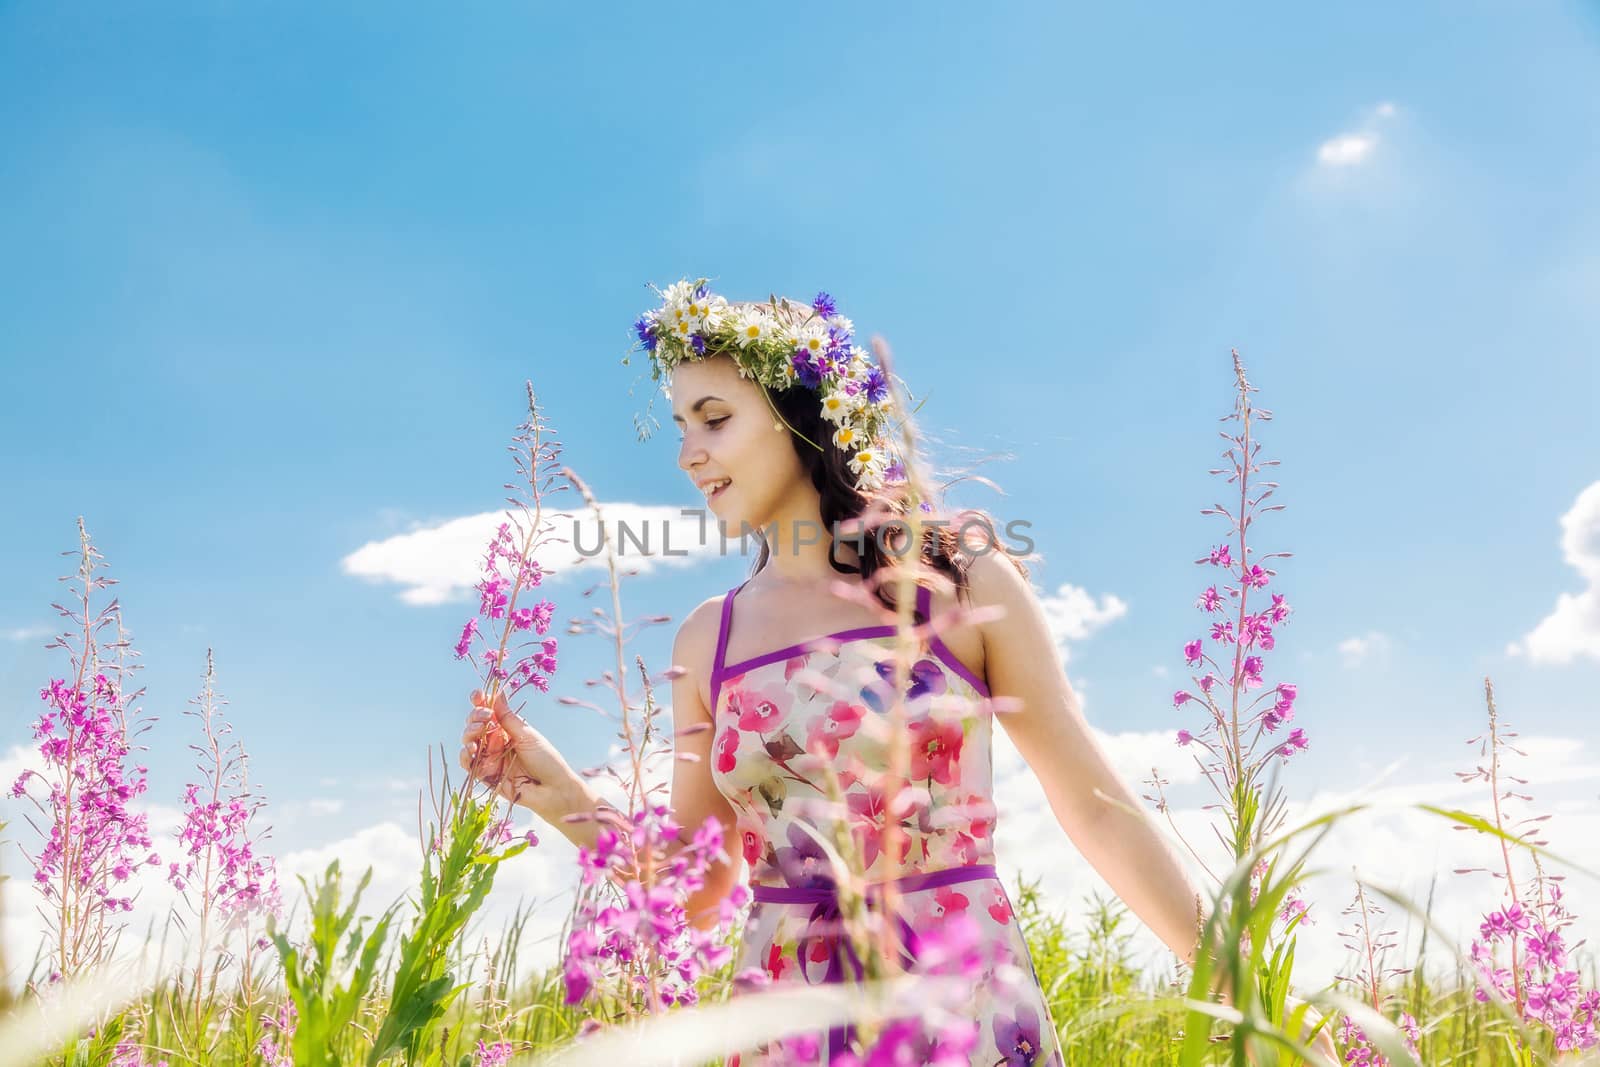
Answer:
[748, 863, 998, 1059]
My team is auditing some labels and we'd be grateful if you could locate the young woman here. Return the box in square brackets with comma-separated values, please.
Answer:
[459, 282, 1334, 1065]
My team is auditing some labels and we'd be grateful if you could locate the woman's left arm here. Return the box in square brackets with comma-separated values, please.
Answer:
[960, 552, 1340, 1060]
[963, 550, 1207, 967]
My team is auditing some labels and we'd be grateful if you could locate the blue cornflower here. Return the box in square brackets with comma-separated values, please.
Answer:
[812, 291, 837, 318]
[690, 333, 707, 355]
[792, 350, 822, 389]
[633, 314, 659, 353]
[826, 324, 852, 354]
[863, 367, 889, 404]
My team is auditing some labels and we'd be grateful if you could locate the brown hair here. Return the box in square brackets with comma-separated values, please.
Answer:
[715, 299, 1030, 615]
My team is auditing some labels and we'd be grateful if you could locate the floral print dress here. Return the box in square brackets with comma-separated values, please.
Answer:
[710, 579, 1064, 1067]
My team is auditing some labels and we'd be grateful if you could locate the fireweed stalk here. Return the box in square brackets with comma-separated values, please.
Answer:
[555, 467, 747, 1019]
[9, 519, 161, 983]
[1455, 678, 1598, 1056]
[765, 334, 1007, 1062]
[365, 383, 559, 1065]
[1168, 352, 1305, 854]
[1143, 354, 1336, 1060]
[1333, 883, 1420, 1066]
[168, 648, 281, 1037]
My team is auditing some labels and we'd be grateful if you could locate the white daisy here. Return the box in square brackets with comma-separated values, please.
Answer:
[848, 446, 887, 480]
[832, 423, 859, 450]
[793, 323, 828, 359]
[820, 390, 863, 425]
[732, 309, 771, 348]
[854, 465, 886, 492]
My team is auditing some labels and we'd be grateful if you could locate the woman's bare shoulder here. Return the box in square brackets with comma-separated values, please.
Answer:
[672, 592, 731, 710]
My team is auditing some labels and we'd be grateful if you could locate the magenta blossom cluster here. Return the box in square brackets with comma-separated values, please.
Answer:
[1174, 582, 1300, 760]
[563, 803, 747, 1010]
[473, 1040, 513, 1067]
[454, 521, 558, 699]
[1456, 683, 1599, 1053]
[1468, 884, 1599, 1052]
[1335, 1013, 1419, 1067]
[255, 998, 296, 1066]
[11, 674, 160, 917]
[169, 781, 280, 921]
[1170, 358, 1306, 780]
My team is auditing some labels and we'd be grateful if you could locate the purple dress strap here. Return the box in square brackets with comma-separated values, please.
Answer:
[712, 582, 740, 677]
[709, 579, 749, 716]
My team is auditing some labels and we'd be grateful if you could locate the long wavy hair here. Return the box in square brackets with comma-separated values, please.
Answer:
[718, 299, 1030, 616]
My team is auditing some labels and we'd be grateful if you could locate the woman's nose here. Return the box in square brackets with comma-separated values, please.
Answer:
[677, 435, 704, 472]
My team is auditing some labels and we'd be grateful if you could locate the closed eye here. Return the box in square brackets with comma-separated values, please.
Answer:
[677, 415, 728, 442]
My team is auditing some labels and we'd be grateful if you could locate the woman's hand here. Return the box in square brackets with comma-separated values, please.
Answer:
[1283, 994, 1340, 1064]
[459, 688, 585, 823]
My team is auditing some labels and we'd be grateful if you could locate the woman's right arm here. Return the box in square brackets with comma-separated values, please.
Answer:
[458, 597, 745, 929]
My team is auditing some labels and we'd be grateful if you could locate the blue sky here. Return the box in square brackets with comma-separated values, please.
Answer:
[3, 3, 1599, 979]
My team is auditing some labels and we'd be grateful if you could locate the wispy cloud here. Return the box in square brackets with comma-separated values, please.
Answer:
[1035, 583, 1127, 663]
[1338, 630, 1392, 666]
[1315, 101, 1398, 169]
[1, 625, 52, 643]
[341, 503, 724, 606]
[1508, 480, 1600, 665]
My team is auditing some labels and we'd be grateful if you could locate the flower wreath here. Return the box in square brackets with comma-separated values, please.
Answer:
[625, 278, 907, 493]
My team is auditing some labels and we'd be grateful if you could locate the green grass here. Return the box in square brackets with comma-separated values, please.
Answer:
[13, 867, 1594, 1067]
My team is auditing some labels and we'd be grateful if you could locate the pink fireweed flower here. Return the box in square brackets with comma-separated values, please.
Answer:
[563, 804, 745, 1013]
[1176, 729, 1194, 746]
[170, 651, 281, 929]
[1454, 680, 1599, 1049]
[1240, 613, 1275, 650]
[1277, 728, 1308, 759]
[1173, 691, 1191, 708]
[1196, 585, 1223, 613]
[474, 1040, 514, 1067]
[453, 429, 561, 704]
[9, 522, 161, 978]
[1207, 544, 1233, 567]
[1183, 639, 1203, 666]
[1209, 620, 1235, 644]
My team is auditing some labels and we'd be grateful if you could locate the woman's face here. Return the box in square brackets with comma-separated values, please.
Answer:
[671, 354, 807, 531]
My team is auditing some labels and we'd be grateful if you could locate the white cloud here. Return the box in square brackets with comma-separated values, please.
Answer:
[1337, 631, 1391, 666]
[1314, 102, 1399, 169]
[1507, 480, 1600, 664]
[1035, 583, 1127, 663]
[1, 626, 51, 643]
[1317, 134, 1378, 168]
[342, 503, 725, 606]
